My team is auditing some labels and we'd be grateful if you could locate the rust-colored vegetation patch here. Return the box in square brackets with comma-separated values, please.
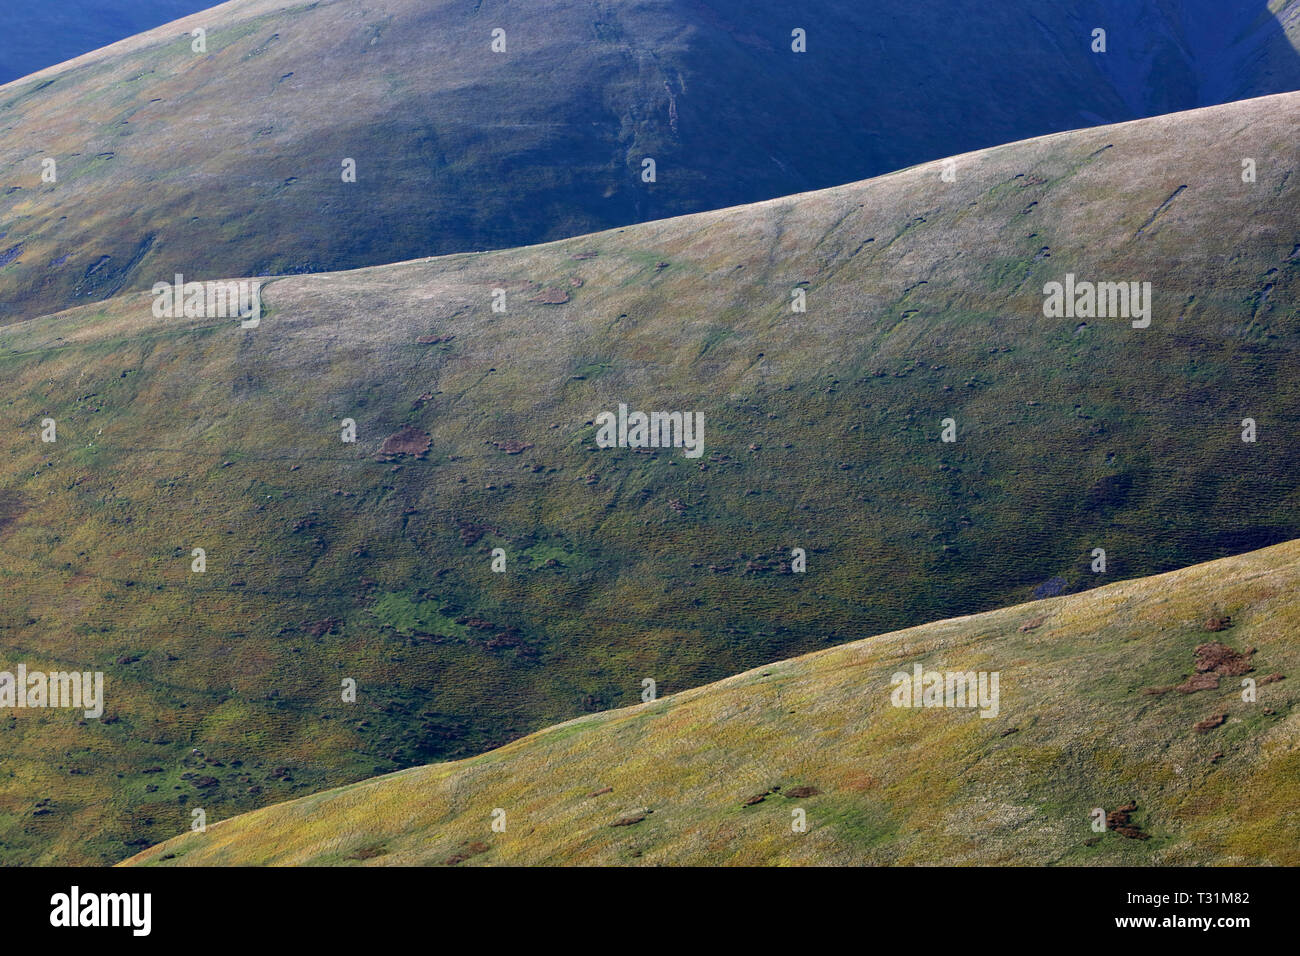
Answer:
[1106, 801, 1150, 840]
[346, 843, 387, 860]
[784, 785, 821, 799]
[492, 440, 533, 455]
[611, 810, 649, 827]
[743, 783, 822, 804]
[455, 519, 491, 546]
[1018, 616, 1045, 632]
[0, 491, 24, 536]
[378, 426, 431, 458]
[304, 618, 342, 638]
[1194, 713, 1228, 734]
[1203, 611, 1232, 632]
[529, 286, 571, 304]
[1147, 641, 1256, 695]
[443, 841, 490, 865]
[742, 784, 783, 806]
[1193, 641, 1254, 676]
[1173, 672, 1219, 694]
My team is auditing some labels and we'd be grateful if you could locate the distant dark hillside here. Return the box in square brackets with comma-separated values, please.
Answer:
[1, 0, 1298, 323]
[0, 1, 216, 84]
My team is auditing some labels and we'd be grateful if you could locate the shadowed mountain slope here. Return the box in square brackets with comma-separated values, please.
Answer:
[123, 538, 1300, 866]
[0, 91, 1298, 863]
[0, 1, 216, 85]
[2, 0, 1299, 323]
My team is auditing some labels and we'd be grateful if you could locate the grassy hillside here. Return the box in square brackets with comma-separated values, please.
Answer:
[3, 0, 1300, 323]
[123, 539, 1299, 866]
[1, 91, 1299, 864]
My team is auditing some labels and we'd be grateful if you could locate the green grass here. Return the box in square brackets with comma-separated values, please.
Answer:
[0, 90, 1296, 864]
[370, 593, 468, 638]
[123, 539, 1300, 866]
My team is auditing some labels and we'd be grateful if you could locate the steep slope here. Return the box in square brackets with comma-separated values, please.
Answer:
[1177, 0, 1300, 103]
[2, 0, 1300, 323]
[123, 539, 1300, 866]
[1, 91, 1298, 864]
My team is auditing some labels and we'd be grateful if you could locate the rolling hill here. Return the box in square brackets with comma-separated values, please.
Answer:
[2, 0, 1300, 323]
[122, 538, 1299, 866]
[0, 88, 1298, 864]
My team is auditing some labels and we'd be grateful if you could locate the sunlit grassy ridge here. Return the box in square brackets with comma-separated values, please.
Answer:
[1, 91, 1298, 863]
[4, 0, 1300, 322]
[123, 539, 1299, 866]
